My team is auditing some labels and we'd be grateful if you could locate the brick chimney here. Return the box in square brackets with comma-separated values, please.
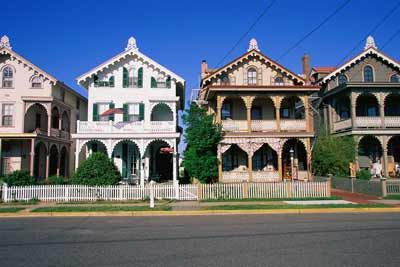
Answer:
[302, 54, 310, 84]
[201, 60, 208, 78]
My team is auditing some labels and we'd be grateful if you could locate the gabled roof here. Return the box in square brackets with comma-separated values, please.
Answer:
[321, 47, 400, 84]
[201, 48, 306, 87]
[77, 38, 185, 88]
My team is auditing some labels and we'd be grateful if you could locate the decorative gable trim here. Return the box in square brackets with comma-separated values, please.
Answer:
[201, 49, 305, 86]
[322, 47, 400, 84]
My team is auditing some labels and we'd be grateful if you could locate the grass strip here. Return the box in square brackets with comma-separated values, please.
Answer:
[384, 195, 400, 200]
[31, 205, 171, 212]
[201, 196, 341, 202]
[203, 203, 388, 210]
[0, 207, 25, 213]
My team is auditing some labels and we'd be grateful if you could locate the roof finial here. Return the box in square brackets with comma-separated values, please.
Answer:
[364, 35, 377, 50]
[0, 35, 11, 50]
[126, 36, 138, 51]
[248, 38, 260, 52]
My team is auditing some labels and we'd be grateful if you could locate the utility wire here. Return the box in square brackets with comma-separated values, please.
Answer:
[335, 1, 400, 67]
[277, 0, 352, 61]
[381, 27, 400, 50]
[215, 0, 277, 68]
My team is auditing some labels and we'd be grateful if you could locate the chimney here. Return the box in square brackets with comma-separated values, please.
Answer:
[201, 60, 208, 78]
[302, 54, 310, 84]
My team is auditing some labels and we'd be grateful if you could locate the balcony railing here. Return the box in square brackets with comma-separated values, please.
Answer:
[355, 117, 381, 128]
[221, 120, 247, 132]
[280, 120, 307, 131]
[251, 120, 276, 131]
[333, 119, 352, 131]
[384, 117, 400, 128]
[252, 171, 280, 182]
[221, 171, 248, 182]
[77, 120, 176, 134]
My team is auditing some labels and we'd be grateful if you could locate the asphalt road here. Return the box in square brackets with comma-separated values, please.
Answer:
[1, 213, 400, 267]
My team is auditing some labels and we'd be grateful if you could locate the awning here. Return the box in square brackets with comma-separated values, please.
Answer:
[101, 108, 124, 116]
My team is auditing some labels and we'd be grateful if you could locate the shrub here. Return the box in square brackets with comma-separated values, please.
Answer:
[356, 169, 372, 180]
[3, 170, 36, 186]
[46, 176, 66, 185]
[71, 152, 121, 185]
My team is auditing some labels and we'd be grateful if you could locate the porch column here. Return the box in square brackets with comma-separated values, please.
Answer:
[278, 154, 283, 180]
[30, 139, 35, 176]
[217, 144, 222, 182]
[351, 92, 357, 129]
[45, 150, 50, 180]
[275, 96, 281, 132]
[304, 96, 311, 132]
[74, 141, 79, 170]
[140, 158, 145, 186]
[247, 153, 253, 182]
[56, 146, 61, 176]
[246, 107, 251, 133]
[0, 139, 2, 176]
[216, 95, 222, 123]
[172, 152, 178, 185]
[382, 136, 388, 177]
[379, 101, 385, 128]
[327, 101, 334, 133]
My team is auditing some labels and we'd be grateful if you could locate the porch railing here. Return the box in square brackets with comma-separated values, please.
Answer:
[77, 120, 176, 134]
[221, 120, 247, 132]
[385, 117, 400, 128]
[280, 119, 307, 131]
[355, 117, 381, 127]
[333, 119, 352, 131]
[252, 171, 280, 182]
[251, 120, 276, 131]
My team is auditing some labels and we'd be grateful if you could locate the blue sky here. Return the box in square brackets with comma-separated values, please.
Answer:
[2, 0, 400, 148]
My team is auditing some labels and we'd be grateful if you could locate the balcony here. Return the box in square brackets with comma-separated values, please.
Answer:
[384, 117, 400, 128]
[280, 120, 307, 131]
[221, 120, 247, 132]
[355, 117, 381, 128]
[77, 120, 176, 134]
[251, 120, 276, 132]
[252, 171, 280, 182]
[333, 119, 352, 131]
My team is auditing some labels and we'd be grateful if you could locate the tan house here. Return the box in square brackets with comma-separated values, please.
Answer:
[197, 39, 319, 182]
[313, 36, 400, 178]
[0, 36, 87, 179]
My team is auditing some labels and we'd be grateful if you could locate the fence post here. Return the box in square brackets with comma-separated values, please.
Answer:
[174, 181, 179, 200]
[380, 177, 387, 197]
[242, 182, 249, 199]
[327, 176, 332, 197]
[196, 183, 202, 201]
[286, 181, 292, 198]
[2, 183, 8, 203]
[65, 186, 69, 202]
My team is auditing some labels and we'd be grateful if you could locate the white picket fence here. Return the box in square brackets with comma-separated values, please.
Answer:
[1, 181, 330, 202]
[387, 181, 400, 195]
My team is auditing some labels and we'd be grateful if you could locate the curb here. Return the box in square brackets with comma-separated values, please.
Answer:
[1, 207, 400, 217]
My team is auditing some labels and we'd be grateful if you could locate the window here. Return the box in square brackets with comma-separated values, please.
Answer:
[31, 76, 42, 88]
[128, 104, 140, 122]
[251, 106, 262, 120]
[363, 66, 374, 82]
[98, 103, 109, 121]
[2, 66, 13, 88]
[274, 77, 284, 85]
[338, 74, 347, 85]
[35, 113, 41, 129]
[221, 101, 232, 120]
[247, 68, 257, 85]
[2, 104, 13, 126]
[282, 108, 290, 118]
[390, 74, 399, 83]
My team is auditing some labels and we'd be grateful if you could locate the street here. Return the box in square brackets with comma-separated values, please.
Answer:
[1, 213, 400, 266]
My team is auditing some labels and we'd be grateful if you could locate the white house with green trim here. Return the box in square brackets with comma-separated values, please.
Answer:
[72, 37, 185, 185]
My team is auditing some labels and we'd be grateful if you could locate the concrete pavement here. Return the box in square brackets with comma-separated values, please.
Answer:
[1, 213, 400, 266]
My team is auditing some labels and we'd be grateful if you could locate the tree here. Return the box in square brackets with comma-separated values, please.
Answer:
[3, 170, 36, 186]
[72, 152, 121, 185]
[182, 103, 222, 183]
[312, 131, 356, 177]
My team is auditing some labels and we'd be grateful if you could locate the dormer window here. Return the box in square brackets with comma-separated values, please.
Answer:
[338, 74, 347, 85]
[274, 77, 284, 86]
[2, 66, 13, 88]
[390, 74, 399, 83]
[363, 66, 374, 82]
[31, 76, 42, 88]
[247, 68, 257, 85]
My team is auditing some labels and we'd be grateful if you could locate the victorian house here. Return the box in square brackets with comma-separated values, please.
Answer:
[197, 39, 319, 182]
[313, 36, 400, 177]
[72, 37, 185, 185]
[0, 36, 87, 179]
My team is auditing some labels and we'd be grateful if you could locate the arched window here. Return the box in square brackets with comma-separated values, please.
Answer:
[31, 76, 42, 88]
[247, 68, 257, 85]
[390, 74, 399, 83]
[338, 74, 347, 85]
[274, 77, 284, 86]
[363, 66, 374, 82]
[2, 66, 13, 88]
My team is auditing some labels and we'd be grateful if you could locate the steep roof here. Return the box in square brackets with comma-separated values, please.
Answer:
[77, 37, 185, 88]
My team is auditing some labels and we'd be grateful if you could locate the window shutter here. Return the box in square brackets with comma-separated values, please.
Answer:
[138, 67, 143, 88]
[151, 77, 157, 88]
[123, 67, 129, 88]
[109, 76, 115, 87]
[139, 103, 145, 121]
[109, 103, 115, 121]
[92, 103, 98, 121]
[123, 103, 129, 122]
[166, 76, 171, 88]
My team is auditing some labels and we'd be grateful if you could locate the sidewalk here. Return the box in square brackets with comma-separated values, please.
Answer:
[331, 189, 381, 204]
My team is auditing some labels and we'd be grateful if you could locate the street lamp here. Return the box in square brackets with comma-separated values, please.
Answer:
[290, 148, 294, 180]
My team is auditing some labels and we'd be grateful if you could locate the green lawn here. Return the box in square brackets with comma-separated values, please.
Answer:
[203, 203, 388, 210]
[0, 207, 25, 213]
[31, 205, 171, 212]
[201, 196, 341, 202]
[384, 195, 400, 200]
